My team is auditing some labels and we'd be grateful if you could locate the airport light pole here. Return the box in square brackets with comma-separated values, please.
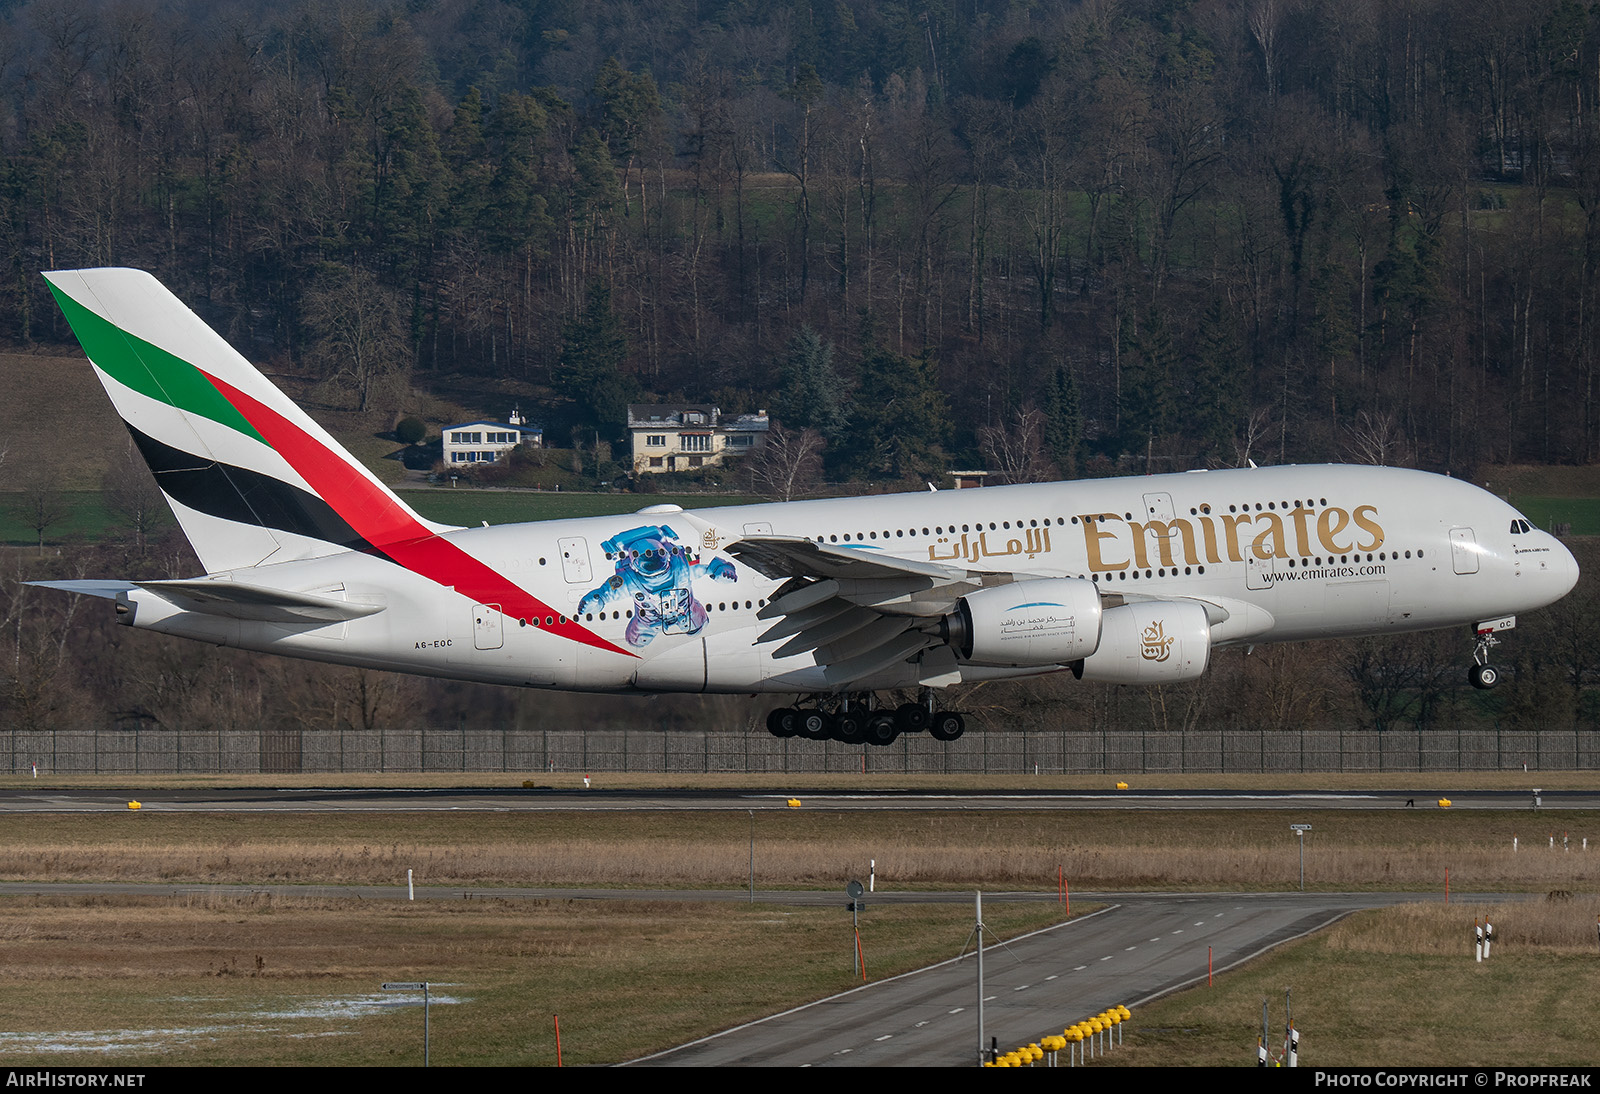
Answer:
[1291, 824, 1311, 891]
[976, 891, 985, 1066]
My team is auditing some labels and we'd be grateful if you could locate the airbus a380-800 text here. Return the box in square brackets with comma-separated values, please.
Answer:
[31, 269, 1580, 745]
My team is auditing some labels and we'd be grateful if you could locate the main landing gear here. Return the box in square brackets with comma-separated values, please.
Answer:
[1468, 624, 1503, 690]
[765, 692, 966, 744]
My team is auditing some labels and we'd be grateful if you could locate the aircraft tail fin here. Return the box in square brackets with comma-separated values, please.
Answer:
[43, 268, 452, 573]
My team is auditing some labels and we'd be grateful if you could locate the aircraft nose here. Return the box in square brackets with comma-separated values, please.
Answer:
[1555, 537, 1581, 599]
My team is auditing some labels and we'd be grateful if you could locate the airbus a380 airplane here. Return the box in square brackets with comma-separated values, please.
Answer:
[32, 269, 1580, 745]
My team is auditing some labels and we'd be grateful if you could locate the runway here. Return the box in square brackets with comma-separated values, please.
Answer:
[0, 785, 1588, 812]
[625, 889, 1478, 1066]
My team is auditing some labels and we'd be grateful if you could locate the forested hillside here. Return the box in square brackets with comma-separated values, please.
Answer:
[4, 0, 1600, 480]
[6, 0, 1600, 747]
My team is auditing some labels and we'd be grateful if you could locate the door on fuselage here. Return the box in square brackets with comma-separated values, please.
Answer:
[1246, 550, 1276, 590]
[473, 603, 504, 650]
[558, 537, 593, 584]
[1450, 527, 1480, 575]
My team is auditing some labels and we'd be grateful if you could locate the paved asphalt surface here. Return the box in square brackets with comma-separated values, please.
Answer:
[0, 785, 1590, 812]
[626, 890, 1465, 1067]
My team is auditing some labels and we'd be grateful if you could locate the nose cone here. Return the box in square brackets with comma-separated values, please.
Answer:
[1555, 537, 1581, 600]
[1530, 534, 1582, 609]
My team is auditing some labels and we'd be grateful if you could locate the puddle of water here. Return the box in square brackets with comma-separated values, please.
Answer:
[0, 992, 463, 1054]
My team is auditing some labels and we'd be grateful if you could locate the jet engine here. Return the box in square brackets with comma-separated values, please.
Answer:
[943, 577, 1103, 666]
[1071, 600, 1211, 684]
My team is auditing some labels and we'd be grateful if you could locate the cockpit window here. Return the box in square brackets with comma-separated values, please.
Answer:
[1509, 519, 1532, 534]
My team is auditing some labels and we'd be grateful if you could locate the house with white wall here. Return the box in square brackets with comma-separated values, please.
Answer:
[442, 409, 542, 467]
[628, 404, 770, 474]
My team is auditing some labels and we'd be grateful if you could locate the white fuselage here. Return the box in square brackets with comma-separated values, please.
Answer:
[118, 465, 1579, 695]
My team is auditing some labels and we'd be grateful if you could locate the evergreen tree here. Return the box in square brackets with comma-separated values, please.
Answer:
[1042, 365, 1082, 476]
[777, 326, 847, 440]
[1120, 306, 1178, 469]
[1190, 297, 1246, 461]
[556, 280, 635, 435]
[841, 335, 951, 481]
[483, 92, 555, 257]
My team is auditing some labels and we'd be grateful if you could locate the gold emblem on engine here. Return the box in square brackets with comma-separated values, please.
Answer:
[1140, 621, 1174, 662]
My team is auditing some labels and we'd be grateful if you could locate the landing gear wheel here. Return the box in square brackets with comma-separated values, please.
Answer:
[1469, 664, 1500, 690]
[894, 702, 931, 734]
[767, 708, 798, 737]
[929, 711, 965, 742]
[865, 713, 899, 746]
[834, 709, 866, 744]
[798, 709, 831, 739]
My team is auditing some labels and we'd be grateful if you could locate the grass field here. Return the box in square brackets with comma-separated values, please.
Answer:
[0, 801, 1595, 1065]
[397, 489, 762, 527]
[1509, 496, 1600, 535]
[0, 490, 125, 545]
[1102, 898, 1600, 1067]
[0, 893, 1066, 1066]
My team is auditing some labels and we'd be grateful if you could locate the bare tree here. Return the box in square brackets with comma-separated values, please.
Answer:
[978, 406, 1057, 484]
[1344, 409, 1412, 466]
[104, 436, 166, 558]
[743, 425, 824, 501]
[302, 264, 409, 413]
[15, 468, 67, 556]
[1233, 407, 1277, 467]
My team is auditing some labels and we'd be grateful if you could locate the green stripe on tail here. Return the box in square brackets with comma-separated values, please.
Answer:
[46, 281, 266, 444]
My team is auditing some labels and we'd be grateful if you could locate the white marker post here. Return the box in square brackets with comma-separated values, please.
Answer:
[1291, 824, 1312, 891]
[1475, 918, 1483, 962]
[1285, 988, 1296, 1067]
[1484, 919, 1494, 960]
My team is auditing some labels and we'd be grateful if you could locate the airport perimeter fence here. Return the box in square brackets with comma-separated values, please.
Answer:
[3, 724, 1596, 775]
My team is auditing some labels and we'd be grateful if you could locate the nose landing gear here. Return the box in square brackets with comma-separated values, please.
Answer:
[1468, 622, 1506, 690]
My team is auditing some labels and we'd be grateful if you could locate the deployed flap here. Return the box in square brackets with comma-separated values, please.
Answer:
[735, 536, 1036, 687]
[134, 579, 386, 623]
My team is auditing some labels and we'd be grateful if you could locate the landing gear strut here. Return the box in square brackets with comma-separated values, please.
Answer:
[1468, 625, 1503, 690]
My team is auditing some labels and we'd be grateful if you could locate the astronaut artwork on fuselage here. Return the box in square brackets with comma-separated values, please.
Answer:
[578, 524, 737, 647]
[26, 268, 1584, 747]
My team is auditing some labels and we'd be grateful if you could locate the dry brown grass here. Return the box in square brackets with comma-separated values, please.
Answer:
[1104, 899, 1600, 1067]
[1324, 894, 1600, 955]
[0, 810, 1595, 892]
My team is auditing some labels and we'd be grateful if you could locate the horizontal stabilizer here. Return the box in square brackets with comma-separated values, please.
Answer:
[135, 579, 385, 623]
[25, 580, 138, 600]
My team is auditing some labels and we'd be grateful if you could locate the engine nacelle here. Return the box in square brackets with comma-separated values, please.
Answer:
[1071, 600, 1212, 684]
[946, 577, 1102, 666]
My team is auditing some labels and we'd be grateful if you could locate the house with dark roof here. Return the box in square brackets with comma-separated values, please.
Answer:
[627, 404, 770, 474]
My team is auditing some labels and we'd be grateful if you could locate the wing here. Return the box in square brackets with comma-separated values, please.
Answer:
[728, 536, 1003, 689]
